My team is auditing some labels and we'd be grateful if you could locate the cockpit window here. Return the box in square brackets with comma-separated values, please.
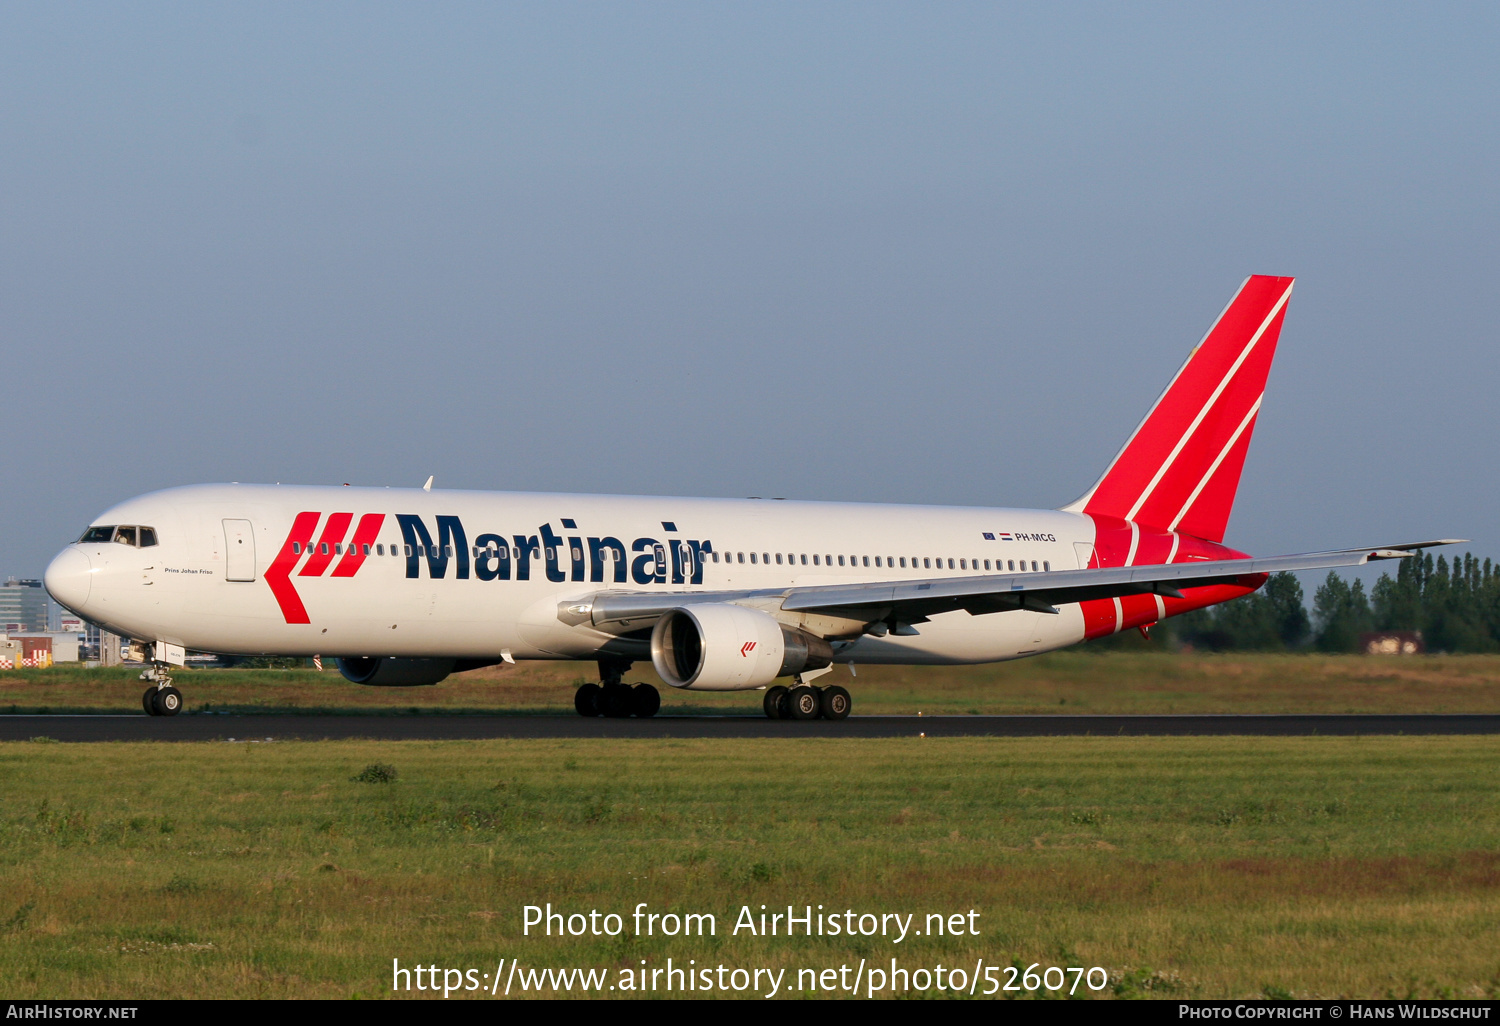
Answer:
[77, 525, 158, 547]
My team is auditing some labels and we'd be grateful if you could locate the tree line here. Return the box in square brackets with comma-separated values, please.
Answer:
[1138, 552, 1499, 653]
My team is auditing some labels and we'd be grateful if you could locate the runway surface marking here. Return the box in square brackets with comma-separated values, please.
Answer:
[4, 714, 1500, 742]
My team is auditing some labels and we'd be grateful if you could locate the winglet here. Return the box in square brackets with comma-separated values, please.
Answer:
[422, 475, 433, 492]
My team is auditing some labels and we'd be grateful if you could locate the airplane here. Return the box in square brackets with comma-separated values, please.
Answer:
[43, 275, 1459, 720]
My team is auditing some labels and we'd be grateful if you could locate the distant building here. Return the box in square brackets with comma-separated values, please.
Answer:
[0, 579, 48, 633]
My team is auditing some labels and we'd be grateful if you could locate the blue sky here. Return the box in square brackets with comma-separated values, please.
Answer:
[2, 3, 1496, 585]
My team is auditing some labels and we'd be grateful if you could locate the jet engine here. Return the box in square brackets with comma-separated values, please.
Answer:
[336, 657, 456, 687]
[650, 604, 833, 691]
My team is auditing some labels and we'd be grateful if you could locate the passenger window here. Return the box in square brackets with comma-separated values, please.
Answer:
[139, 527, 158, 547]
[737, 552, 745, 564]
[812, 554, 820, 565]
[825, 554, 832, 565]
[960, 559, 966, 570]
[763, 553, 770, 564]
[775, 553, 783, 565]
[1032, 560, 1039, 571]
[800, 554, 807, 565]
[923, 557, 931, 569]
[712, 552, 719, 563]
[376, 544, 384, 556]
[79, 526, 115, 544]
[862, 556, 870, 567]
[404, 545, 412, 557]
[319, 542, 329, 555]
[837, 555, 845, 566]
[113, 526, 137, 546]
[874, 556, 881, 567]
[750, 552, 758, 564]
[899, 557, 907, 568]
[1043, 561, 1050, 571]
[1008, 560, 1015, 571]
[984, 559, 991, 570]
[292, 542, 302, 555]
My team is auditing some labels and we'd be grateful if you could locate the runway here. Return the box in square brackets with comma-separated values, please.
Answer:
[3, 713, 1500, 742]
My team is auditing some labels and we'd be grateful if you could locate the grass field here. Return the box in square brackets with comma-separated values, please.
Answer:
[3, 652, 1500, 715]
[1, 735, 1498, 999]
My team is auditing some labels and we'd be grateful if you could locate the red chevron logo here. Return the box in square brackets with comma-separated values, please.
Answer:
[740, 642, 756, 657]
[264, 512, 387, 624]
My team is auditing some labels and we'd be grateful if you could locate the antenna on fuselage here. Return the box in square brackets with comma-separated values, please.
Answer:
[422, 475, 433, 491]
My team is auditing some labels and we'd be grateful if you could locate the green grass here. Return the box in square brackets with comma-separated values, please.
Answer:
[1, 736, 1498, 998]
[4, 652, 1500, 715]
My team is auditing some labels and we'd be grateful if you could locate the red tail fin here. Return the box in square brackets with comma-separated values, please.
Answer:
[1065, 275, 1295, 543]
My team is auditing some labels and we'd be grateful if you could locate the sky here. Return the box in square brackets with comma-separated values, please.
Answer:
[2, 3, 1496, 594]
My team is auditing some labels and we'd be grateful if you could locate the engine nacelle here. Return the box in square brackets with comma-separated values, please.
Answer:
[650, 604, 833, 691]
[336, 657, 455, 687]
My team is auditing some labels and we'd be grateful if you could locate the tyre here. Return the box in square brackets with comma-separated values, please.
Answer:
[820, 685, 851, 720]
[142, 687, 159, 716]
[763, 685, 789, 719]
[602, 682, 634, 718]
[154, 686, 182, 717]
[787, 686, 820, 720]
[631, 683, 661, 718]
[574, 683, 602, 717]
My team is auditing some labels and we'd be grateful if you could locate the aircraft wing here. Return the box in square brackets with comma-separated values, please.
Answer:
[586, 540, 1464, 629]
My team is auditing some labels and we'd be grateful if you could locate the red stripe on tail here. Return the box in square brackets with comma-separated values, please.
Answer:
[1070, 275, 1294, 543]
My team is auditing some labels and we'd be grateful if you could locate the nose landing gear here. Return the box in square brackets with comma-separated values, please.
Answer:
[140, 663, 182, 717]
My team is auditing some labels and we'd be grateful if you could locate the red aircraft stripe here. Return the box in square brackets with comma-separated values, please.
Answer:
[264, 511, 321, 625]
[330, 513, 386, 577]
[299, 512, 353, 577]
[1083, 275, 1293, 541]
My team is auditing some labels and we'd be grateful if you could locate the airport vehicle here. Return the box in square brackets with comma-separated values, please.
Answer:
[43, 276, 1457, 719]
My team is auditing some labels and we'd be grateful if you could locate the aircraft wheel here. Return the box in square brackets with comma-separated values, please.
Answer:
[154, 687, 183, 717]
[787, 686, 821, 721]
[602, 682, 634, 718]
[142, 687, 160, 716]
[820, 685, 851, 721]
[631, 683, 660, 718]
[574, 683, 602, 717]
[763, 685, 789, 719]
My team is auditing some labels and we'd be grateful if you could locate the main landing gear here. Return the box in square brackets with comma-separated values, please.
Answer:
[140, 662, 182, 717]
[763, 683, 851, 721]
[574, 659, 659, 718]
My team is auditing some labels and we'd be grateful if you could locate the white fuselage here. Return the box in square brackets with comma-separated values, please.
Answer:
[47, 483, 1097, 667]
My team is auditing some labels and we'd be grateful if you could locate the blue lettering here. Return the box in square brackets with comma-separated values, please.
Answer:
[512, 534, 539, 581]
[540, 524, 567, 584]
[474, 532, 510, 581]
[588, 537, 625, 583]
[631, 538, 665, 585]
[397, 515, 468, 579]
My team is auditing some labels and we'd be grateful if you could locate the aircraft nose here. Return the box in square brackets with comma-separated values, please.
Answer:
[44, 547, 92, 612]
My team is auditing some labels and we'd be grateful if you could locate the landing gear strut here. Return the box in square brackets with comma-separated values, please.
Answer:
[763, 682, 852, 720]
[140, 662, 182, 717]
[574, 659, 659, 718]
